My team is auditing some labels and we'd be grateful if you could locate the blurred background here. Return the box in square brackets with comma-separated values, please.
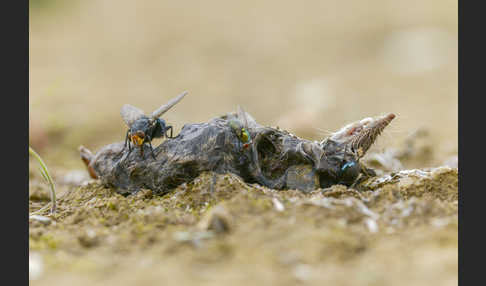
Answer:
[29, 0, 457, 170]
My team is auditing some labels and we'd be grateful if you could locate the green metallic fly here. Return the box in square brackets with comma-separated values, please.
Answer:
[229, 106, 253, 150]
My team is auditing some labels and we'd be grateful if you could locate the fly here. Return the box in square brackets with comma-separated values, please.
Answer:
[119, 91, 188, 159]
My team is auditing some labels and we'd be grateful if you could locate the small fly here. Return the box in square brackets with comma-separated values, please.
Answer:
[229, 106, 253, 150]
[120, 91, 188, 159]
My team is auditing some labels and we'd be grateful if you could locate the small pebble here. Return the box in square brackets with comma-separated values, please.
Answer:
[197, 206, 232, 234]
[29, 215, 52, 225]
[78, 229, 99, 248]
[62, 170, 89, 186]
[293, 264, 313, 281]
[29, 252, 43, 280]
[272, 198, 285, 212]
[443, 156, 458, 169]
[365, 218, 379, 233]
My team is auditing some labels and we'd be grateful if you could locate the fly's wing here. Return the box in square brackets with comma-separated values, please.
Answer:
[120, 104, 145, 127]
[237, 105, 259, 129]
[247, 111, 258, 127]
[151, 91, 188, 119]
[237, 105, 249, 130]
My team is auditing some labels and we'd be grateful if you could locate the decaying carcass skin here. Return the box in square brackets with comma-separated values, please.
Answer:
[79, 111, 395, 195]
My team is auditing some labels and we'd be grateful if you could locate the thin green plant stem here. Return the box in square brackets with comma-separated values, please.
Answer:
[29, 147, 56, 214]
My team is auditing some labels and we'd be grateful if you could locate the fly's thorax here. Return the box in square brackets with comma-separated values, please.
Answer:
[129, 117, 151, 134]
[150, 118, 167, 139]
[240, 128, 251, 143]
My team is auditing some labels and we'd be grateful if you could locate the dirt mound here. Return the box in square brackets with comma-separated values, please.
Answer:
[30, 167, 457, 286]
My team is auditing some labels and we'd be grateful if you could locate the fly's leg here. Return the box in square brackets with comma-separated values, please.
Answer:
[124, 130, 129, 148]
[118, 130, 131, 157]
[127, 134, 133, 156]
[146, 136, 156, 160]
[360, 163, 376, 178]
